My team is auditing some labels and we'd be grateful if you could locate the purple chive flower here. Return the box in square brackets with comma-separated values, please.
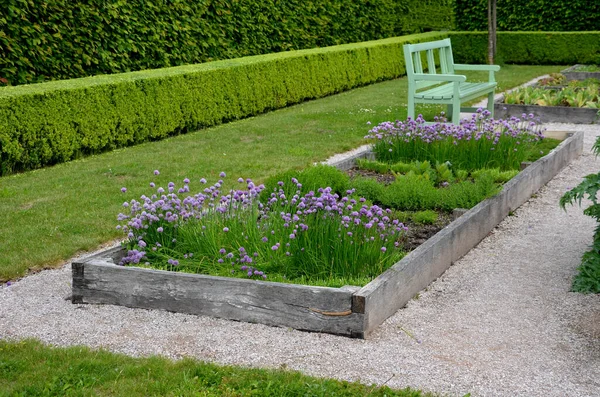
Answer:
[223, 227, 229, 232]
[217, 258, 224, 263]
[157, 227, 163, 233]
[219, 172, 226, 177]
[138, 240, 147, 248]
[121, 187, 127, 193]
[271, 245, 279, 251]
[200, 178, 207, 184]
[219, 248, 226, 254]
[261, 237, 268, 243]
[381, 246, 387, 252]
[238, 177, 244, 183]
[150, 182, 155, 188]
[154, 170, 160, 176]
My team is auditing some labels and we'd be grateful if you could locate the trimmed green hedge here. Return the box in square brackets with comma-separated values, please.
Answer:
[450, 32, 600, 65]
[0, 32, 447, 175]
[454, 0, 600, 32]
[0, 0, 454, 86]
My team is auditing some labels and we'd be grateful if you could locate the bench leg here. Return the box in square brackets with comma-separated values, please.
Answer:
[451, 99, 460, 125]
[407, 96, 415, 121]
[487, 91, 495, 117]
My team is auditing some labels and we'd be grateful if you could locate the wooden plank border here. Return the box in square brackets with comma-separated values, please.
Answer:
[72, 131, 583, 338]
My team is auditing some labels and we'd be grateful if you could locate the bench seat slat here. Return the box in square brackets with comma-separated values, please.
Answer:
[415, 82, 497, 100]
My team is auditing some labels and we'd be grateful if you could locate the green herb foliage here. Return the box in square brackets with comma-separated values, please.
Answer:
[411, 210, 439, 225]
[367, 112, 545, 171]
[119, 172, 406, 287]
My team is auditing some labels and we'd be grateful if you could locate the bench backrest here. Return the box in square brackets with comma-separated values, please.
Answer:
[403, 38, 456, 90]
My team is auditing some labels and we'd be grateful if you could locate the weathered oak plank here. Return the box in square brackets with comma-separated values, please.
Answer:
[355, 131, 583, 337]
[72, 260, 364, 337]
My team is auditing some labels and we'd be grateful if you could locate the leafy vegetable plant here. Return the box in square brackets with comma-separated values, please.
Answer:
[560, 136, 600, 293]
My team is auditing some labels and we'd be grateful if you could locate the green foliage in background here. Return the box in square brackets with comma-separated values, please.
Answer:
[0, 32, 447, 176]
[454, 0, 600, 31]
[0, 0, 455, 86]
[450, 32, 600, 65]
[560, 136, 600, 293]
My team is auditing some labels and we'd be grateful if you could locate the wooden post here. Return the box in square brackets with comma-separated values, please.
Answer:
[488, 0, 497, 65]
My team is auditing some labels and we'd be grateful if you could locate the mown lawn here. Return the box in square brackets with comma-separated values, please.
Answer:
[0, 339, 433, 397]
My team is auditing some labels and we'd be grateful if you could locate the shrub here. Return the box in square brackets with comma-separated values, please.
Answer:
[454, 0, 600, 32]
[450, 32, 600, 65]
[366, 110, 546, 171]
[0, 31, 448, 176]
[0, 0, 454, 86]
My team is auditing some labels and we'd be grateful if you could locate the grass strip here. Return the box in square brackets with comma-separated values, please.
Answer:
[0, 65, 563, 281]
[0, 339, 434, 396]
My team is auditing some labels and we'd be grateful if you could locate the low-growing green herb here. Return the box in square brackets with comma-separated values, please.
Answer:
[412, 210, 438, 225]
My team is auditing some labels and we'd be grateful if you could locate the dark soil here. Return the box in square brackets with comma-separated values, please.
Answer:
[400, 212, 453, 251]
[346, 168, 396, 185]
[346, 166, 454, 252]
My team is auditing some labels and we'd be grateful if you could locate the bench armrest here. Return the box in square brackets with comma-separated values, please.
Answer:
[453, 64, 501, 72]
[413, 73, 466, 82]
[453, 64, 500, 83]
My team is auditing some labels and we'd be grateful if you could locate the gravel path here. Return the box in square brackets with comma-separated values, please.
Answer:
[2, 124, 600, 396]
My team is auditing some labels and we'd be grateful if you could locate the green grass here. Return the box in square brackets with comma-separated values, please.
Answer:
[0, 65, 563, 282]
[0, 339, 434, 397]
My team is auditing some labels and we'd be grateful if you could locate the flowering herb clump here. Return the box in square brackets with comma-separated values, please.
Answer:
[117, 172, 407, 287]
[365, 110, 545, 171]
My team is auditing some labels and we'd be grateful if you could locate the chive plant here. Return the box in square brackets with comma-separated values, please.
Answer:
[366, 109, 545, 171]
[117, 173, 407, 286]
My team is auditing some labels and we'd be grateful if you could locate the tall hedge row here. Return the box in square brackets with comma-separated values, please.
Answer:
[0, 32, 448, 175]
[450, 32, 600, 65]
[0, 0, 455, 86]
[454, 0, 600, 32]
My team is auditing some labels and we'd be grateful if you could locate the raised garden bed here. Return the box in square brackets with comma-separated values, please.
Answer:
[494, 103, 599, 124]
[562, 64, 600, 81]
[72, 130, 583, 338]
[494, 78, 600, 124]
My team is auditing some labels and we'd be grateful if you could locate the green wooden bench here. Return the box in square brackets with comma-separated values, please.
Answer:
[403, 38, 500, 124]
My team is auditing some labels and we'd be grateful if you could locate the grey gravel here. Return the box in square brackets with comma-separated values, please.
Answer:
[2, 124, 600, 396]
